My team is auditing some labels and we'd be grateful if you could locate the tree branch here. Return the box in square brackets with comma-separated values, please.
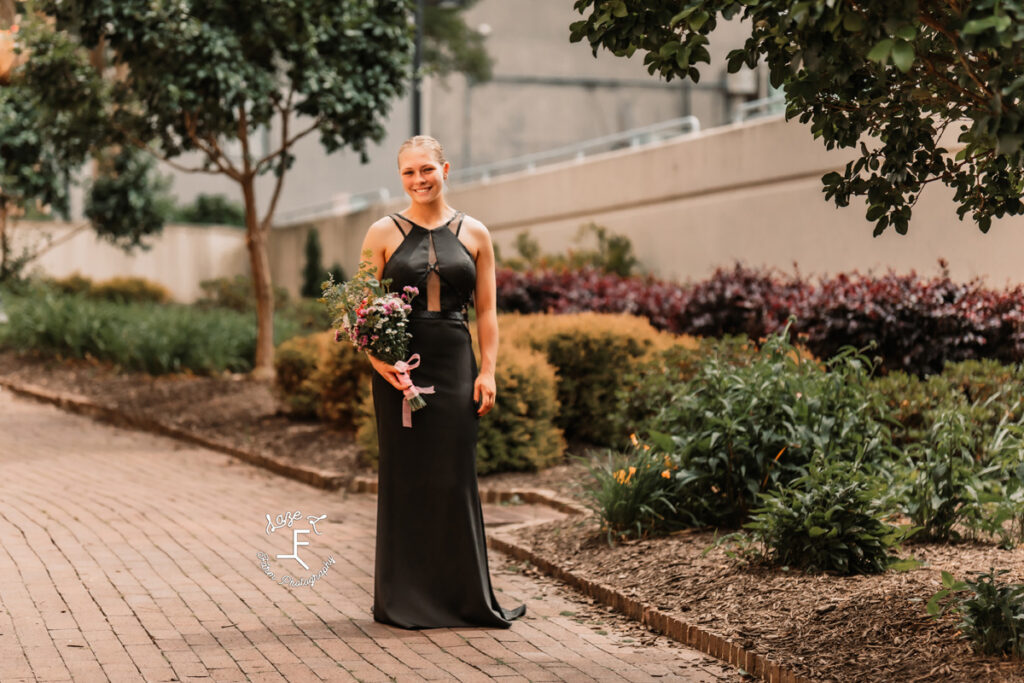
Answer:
[260, 109, 290, 232]
[182, 111, 242, 181]
[21, 220, 91, 262]
[115, 123, 220, 175]
[237, 105, 253, 179]
[918, 53, 989, 109]
[254, 119, 320, 175]
[917, 11, 994, 103]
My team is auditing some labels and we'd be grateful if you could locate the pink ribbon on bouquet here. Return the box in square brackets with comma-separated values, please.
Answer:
[393, 353, 434, 428]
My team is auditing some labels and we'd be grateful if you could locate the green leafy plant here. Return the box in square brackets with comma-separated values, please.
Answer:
[928, 569, 1024, 659]
[0, 287, 300, 374]
[583, 442, 688, 543]
[743, 457, 906, 575]
[498, 223, 640, 277]
[893, 404, 1024, 543]
[195, 275, 289, 314]
[644, 325, 894, 527]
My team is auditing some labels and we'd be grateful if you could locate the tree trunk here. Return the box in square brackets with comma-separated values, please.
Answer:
[242, 177, 276, 381]
[0, 202, 9, 281]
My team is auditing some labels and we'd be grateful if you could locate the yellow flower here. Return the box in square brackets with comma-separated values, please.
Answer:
[630, 433, 639, 447]
[642, 444, 650, 451]
[628, 466, 636, 480]
[661, 469, 670, 479]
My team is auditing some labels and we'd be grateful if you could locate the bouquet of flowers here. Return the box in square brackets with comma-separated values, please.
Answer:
[319, 250, 429, 424]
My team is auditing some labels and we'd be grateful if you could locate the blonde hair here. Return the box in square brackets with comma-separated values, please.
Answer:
[397, 135, 447, 167]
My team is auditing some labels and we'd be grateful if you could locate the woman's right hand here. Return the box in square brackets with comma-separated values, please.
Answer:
[367, 354, 412, 391]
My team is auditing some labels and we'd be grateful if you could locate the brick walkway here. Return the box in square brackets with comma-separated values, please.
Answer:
[0, 388, 736, 682]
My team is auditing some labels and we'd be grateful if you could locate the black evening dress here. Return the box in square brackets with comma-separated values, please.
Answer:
[371, 210, 527, 629]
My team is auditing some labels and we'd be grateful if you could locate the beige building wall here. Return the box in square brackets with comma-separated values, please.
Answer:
[12, 222, 249, 302]
[269, 115, 1024, 297]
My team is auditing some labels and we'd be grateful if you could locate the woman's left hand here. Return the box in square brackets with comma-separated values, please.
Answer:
[473, 372, 497, 416]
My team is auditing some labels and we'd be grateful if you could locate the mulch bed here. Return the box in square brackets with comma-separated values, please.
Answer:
[510, 515, 1024, 682]
[4, 348, 1024, 681]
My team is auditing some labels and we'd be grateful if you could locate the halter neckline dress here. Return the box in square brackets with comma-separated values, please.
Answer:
[370, 209, 527, 629]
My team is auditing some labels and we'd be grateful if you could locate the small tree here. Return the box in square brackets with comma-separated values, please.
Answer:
[1, 74, 165, 281]
[570, 0, 1024, 235]
[22, 0, 414, 379]
[301, 227, 326, 299]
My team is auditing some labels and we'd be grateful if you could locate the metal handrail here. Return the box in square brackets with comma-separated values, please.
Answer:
[273, 115, 702, 226]
[274, 187, 391, 227]
[448, 115, 701, 185]
[732, 94, 786, 123]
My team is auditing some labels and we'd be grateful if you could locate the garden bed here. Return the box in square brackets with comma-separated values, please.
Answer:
[7, 348, 1024, 681]
[510, 515, 1024, 682]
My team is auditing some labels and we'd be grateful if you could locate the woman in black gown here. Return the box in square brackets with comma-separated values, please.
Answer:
[359, 135, 526, 629]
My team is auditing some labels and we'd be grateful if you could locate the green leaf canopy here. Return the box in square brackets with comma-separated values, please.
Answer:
[571, 0, 1024, 235]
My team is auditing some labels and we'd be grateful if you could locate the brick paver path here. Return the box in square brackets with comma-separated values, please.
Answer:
[0, 388, 735, 682]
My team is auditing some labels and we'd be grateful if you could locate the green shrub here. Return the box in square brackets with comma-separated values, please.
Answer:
[583, 442, 687, 542]
[928, 569, 1024, 659]
[474, 343, 565, 474]
[0, 288, 300, 374]
[499, 223, 639, 277]
[643, 328, 893, 527]
[196, 274, 290, 313]
[894, 406, 1024, 544]
[357, 339, 565, 475]
[46, 273, 172, 304]
[171, 193, 245, 226]
[49, 272, 94, 296]
[273, 334, 329, 417]
[614, 334, 755, 441]
[311, 337, 373, 428]
[90, 276, 173, 304]
[743, 458, 902, 575]
[499, 312, 675, 448]
[279, 297, 332, 332]
[301, 228, 328, 298]
[871, 359, 1024, 449]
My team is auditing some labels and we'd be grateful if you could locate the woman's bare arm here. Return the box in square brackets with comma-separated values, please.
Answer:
[472, 221, 498, 416]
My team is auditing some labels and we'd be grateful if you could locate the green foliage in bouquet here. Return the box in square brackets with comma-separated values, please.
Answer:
[319, 249, 415, 364]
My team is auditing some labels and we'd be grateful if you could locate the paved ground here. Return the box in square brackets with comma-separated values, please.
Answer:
[0, 387, 737, 682]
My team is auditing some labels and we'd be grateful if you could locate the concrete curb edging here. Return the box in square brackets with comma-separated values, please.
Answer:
[1, 376, 808, 682]
[0, 378, 349, 490]
[486, 527, 812, 683]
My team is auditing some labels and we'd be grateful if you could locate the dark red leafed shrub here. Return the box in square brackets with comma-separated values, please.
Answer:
[496, 262, 1024, 377]
[792, 271, 1024, 376]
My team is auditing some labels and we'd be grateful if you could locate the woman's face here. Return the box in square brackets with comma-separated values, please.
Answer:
[399, 146, 448, 205]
